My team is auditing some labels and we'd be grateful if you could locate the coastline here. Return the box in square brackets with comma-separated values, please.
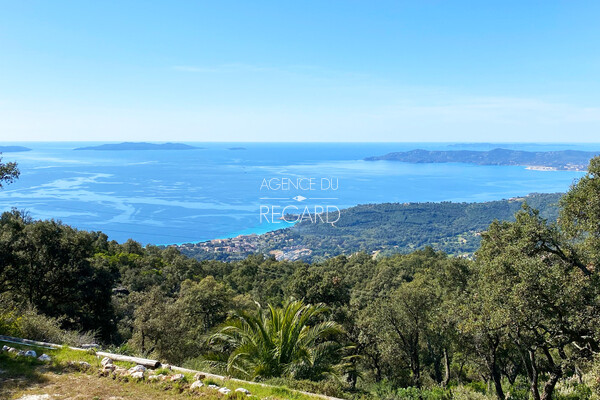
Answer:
[161, 220, 297, 247]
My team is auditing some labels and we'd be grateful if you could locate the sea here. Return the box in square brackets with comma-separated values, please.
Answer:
[0, 142, 595, 245]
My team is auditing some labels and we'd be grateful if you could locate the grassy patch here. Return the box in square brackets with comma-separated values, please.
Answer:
[1, 340, 326, 400]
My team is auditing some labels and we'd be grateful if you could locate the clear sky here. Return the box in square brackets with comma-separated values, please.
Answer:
[1, 1, 599, 142]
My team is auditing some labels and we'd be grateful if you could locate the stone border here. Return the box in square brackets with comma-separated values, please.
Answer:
[0, 335, 346, 400]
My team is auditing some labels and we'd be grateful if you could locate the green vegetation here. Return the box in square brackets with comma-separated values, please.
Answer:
[179, 192, 561, 262]
[209, 299, 345, 380]
[365, 148, 598, 170]
[0, 341, 319, 400]
[3, 157, 600, 399]
[0, 153, 19, 188]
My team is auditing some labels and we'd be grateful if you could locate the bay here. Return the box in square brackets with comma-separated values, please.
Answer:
[0, 142, 591, 245]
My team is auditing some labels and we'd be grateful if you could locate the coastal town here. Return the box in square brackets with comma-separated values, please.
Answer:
[177, 230, 313, 261]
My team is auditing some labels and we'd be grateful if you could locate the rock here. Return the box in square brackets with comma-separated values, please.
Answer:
[208, 384, 219, 389]
[114, 367, 129, 376]
[103, 364, 116, 372]
[194, 372, 206, 380]
[101, 357, 113, 367]
[81, 343, 100, 349]
[128, 365, 146, 374]
[235, 388, 251, 395]
[170, 373, 185, 382]
[38, 354, 51, 362]
[162, 363, 172, 370]
[78, 361, 92, 369]
[131, 371, 144, 379]
[219, 387, 232, 394]
[2, 345, 9, 351]
[8, 347, 18, 353]
[190, 380, 204, 390]
[148, 374, 165, 382]
[24, 350, 37, 358]
[17, 350, 26, 356]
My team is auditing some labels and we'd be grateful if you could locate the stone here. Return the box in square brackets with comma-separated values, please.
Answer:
[235, 388, 251, 395]
[2, 345, 9, 351]
[218, 387, 231, 395]
[128, 365, 146, 374]
[162, 363, 172, 370]
[101, 357, 113, 367]
[131, 371, 144, 380]
[148, 374, 165, 382]
[8, 347, 18, 353]
[190, 380, 204, 390]
[208, 384, 219, 389]
[17, 350, 26, 356]
[194, 372, 206, 380]
[170, 373, 185, 382]
[103, 364, 116, 372]
[24, 350, 37, 358]
[38, 354, 51, 362]
[114, 367, 129, 376]
[78, 361, 92, 369]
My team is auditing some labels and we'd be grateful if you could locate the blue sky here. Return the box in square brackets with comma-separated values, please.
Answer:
[1, 1, 599, 142]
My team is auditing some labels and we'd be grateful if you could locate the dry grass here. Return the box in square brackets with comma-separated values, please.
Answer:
[5, 371, 226, 400]
[0, 340, 323, 400]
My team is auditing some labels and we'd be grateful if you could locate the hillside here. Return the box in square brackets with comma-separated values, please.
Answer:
[365, 148, 598, 170]
[177, 192, 562, 262]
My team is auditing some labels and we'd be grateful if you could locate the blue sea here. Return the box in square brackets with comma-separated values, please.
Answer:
[0, 142, 594, 245]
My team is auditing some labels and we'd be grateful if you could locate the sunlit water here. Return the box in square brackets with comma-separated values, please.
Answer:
[0, 142, 591, 244]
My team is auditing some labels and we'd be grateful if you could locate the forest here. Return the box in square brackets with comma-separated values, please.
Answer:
[2, 156, 600, 400]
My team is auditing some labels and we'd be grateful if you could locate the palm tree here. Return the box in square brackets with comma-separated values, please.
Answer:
[209, 299, 345, 380]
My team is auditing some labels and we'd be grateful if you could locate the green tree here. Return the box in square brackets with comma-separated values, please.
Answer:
[0, 155, 19, 188]
[472, 205, 599, 400]
[0, 210, 116, 339]
[210, 299, 344, 381]
[560, 156, 600, 273]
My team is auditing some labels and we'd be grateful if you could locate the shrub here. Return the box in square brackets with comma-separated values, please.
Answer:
[0, 303, 96, 346]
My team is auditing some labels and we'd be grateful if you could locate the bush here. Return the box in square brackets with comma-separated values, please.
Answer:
[555, 376, 592, 400]
[369, 381, 452, 400]
[262, 376, 350, 398]
[0, 310, 22, 337]
[0, 303, 97, 346]
[451, 386, 491, 400]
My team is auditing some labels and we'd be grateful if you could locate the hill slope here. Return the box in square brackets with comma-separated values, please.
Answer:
[365, 148, 597, 170]
[178, 193, 562, 262]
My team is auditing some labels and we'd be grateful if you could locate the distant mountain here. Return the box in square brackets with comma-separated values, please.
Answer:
[74, 142, 202, 151]
[365, 148, 598, 171]
[0, 146, 32, 152]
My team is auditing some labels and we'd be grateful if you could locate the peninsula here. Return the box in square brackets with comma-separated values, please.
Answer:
[365, 148, 598, 171]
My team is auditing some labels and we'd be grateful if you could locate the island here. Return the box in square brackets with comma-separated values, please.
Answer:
[74, 142, 203, 151]
[365, 148, 598, 171]
[0, 146, 32, 152]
